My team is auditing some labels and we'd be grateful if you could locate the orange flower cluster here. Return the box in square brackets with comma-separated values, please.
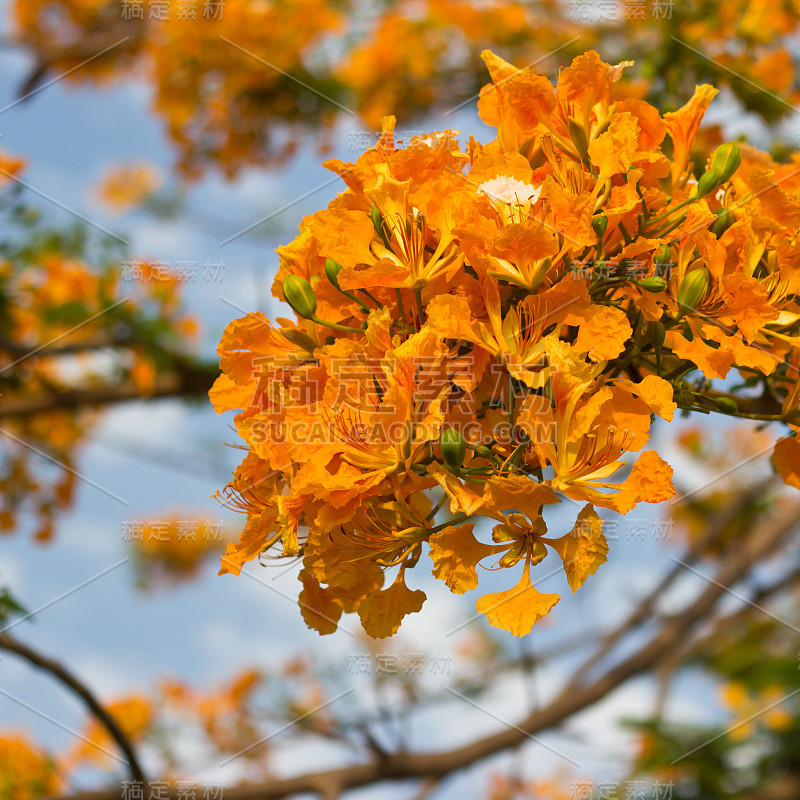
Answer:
[0, 152, 199, 541]
[0, 733, 61, 800]
[64, 696, 153, 770]
[128, 516, 227, 589]
[213, 49, 800, 638]
[94, 162, 163, 215]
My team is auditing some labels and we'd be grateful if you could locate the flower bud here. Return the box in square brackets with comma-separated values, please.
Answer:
[711, 143, 742, 183]
[371, 206, 386, 238]
[324, 257, 343, 289]
[567, 116, 590, 164]
[695, 169, 720, 199]
[713, 396, 739, 414]
[635, 276, 668, 292]
[440, 427, 467, 470]
[648, 320, 666, 352]
[592, 215, 608, 240]
[654, 244, 672, 269]
[476, 445, 494, 460]
[282, 274, 317, 319]
[281, 328, 318, 353]
[677, 267, 711, 316]
[709, 208, 732, 237]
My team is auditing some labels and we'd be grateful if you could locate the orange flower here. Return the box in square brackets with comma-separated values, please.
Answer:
[211, 47, 797, 639]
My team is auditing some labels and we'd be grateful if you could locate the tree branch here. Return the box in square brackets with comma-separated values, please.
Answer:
[0, 633, 146, 784]
[0, 362, 217, 420]
[40, 498, 800, 800]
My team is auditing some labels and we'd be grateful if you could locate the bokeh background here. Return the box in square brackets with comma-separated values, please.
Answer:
[2, 1, 800, 797]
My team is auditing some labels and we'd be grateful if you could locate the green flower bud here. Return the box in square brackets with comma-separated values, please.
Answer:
[281, 328, 318, 353]
[695, 169, 721, 199]
[592, 215, 608, 240]
[709, 208, 732, 237]
[282, 274, 317, 319]
[711, 143, 742, 183]
[440, 427, 467, 470]
[713, 396, 739, 414]
[677, 267, 711, 316]
[324, 257, 343, 289]
[476, 445, 494, 460]
[567, 116, 590, 164]
[635, 276, 668, 292]
[371, 206, 385, 237]
[648, 320, 666, 352]
[654, 244, 672, 269]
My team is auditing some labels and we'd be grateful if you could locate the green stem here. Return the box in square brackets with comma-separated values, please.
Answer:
[310, 315, 363, 333]
[338, 288, 370, 313]
[663, 361, 696, 381]
[413, 287, 425, 322]
[646, 195, 696, 228]
[358, 289, 382, 307]
[647, 212, 687, 239]
[426, 493, 448, 521]
[430, 514, 474, 533]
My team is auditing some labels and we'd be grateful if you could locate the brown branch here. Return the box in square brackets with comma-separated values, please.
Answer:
[0, 336, 137, 356]
[662, 560, 800, 671]
[41, 499, 800, 800]
[563, 476, 776, 691]
[704, 388, 784, 418]
[649, 559, 800, 720]
[0, 633, 146, 784]
[0, 362, 217, 420]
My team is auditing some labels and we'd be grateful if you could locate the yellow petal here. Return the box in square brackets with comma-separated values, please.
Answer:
[428, 523, 495, 594]
[357, 575, 426, 639]
[614, 450, 676, 513]
[544, 504, 608, 592]
[425, 294, 479, 342]
[209, 373, 252, 415]
[482, 474, 559, 522]
[670, 329, 734, 380]
[587, 112, 640, 179]
[616, 375, 677, 422]
[573, 305, 632, 362]
[476, 571, 559, 636]
[427, 463, 485, 516]
[298, 572, 344, 636]
[218, 509, 279, 577]
[663, 84, 718, 181]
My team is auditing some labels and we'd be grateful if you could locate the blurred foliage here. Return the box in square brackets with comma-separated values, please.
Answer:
[9, 0, 800, 177]
[0, 153, 215, 541]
